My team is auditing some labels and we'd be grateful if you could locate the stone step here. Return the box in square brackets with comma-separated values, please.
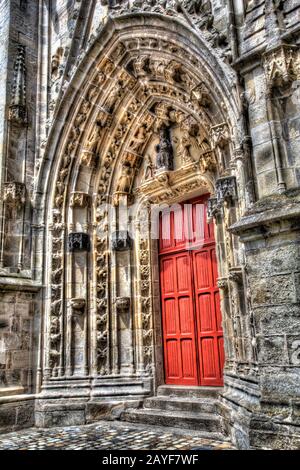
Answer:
[143, 396, 217, 414]
[157, 385, 222, 400]
[121, 408, 222, 433]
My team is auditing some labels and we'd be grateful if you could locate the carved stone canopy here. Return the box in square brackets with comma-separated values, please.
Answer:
[3, 182, 26, 208]
[229, 268, 243, 285]
[68, 233, 90, 252]
[263, 45, 300, 89]
[216, 176, 237, 203]
[111, 231, 132, 251]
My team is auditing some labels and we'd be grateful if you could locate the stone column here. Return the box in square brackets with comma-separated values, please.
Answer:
[112, 200, 134, 375]
[230, 192, 300, 449]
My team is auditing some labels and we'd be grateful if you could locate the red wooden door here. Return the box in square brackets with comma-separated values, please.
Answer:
[159, 195, 224, 386]
[160, 252, 198, 385]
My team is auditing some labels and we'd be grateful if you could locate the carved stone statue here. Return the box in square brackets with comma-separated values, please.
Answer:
[175, 133, 194, 166]
[128, 125, 148, 153]
[143, 155, 155, 180]
[155, 126, 174, 172]
[116, 163, 134, 194]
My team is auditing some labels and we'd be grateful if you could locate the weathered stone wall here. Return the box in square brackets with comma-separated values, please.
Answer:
[0, 0, 40, 433]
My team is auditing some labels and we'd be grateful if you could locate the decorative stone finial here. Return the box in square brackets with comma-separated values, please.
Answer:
[8, 45, 27, 125]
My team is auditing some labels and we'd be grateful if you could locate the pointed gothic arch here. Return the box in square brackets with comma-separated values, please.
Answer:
[35, 15, 256, 410]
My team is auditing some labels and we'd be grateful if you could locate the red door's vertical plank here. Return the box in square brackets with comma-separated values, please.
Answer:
[192, 244, 224, 386]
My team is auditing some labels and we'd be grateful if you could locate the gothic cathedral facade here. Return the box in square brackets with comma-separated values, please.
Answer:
[0, 0, 300, 450]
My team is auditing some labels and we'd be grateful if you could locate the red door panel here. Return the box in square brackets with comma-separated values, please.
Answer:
[160, 252, 198, 385]
[192, 246, 224, 386]
[159, 195, 225, 387]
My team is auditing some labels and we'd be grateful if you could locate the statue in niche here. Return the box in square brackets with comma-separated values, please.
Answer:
[143, 155, 155, 181]
[174, 133, 194, 166]
[155, 126, 174, 172]
[128, 125, 148, 153]
[114, 163, 135, 205]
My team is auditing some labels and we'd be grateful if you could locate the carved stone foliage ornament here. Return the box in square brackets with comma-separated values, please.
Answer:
[3, 182, 26, 208]
[207, 196, 221, 220]
[103, 1, 228, 54]
[68, 233, 90, 252]
[95, 236, 109, 375]
[139, 234, 153, 374]
[8, 45, 27, 125]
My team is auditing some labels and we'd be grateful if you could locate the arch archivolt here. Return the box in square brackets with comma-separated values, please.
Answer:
[43, 19, 256, 388]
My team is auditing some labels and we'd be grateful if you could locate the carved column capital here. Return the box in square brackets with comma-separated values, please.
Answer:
[208, 176, 237, 221]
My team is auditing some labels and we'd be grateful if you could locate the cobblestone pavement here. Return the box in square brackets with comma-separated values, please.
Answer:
[0, 420, 235, 450]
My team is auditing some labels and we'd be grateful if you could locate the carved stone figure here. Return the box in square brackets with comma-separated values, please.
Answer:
[155, 126, 174, 172]
[143, 155, 155, 180]
[175, 134, 194, 165]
